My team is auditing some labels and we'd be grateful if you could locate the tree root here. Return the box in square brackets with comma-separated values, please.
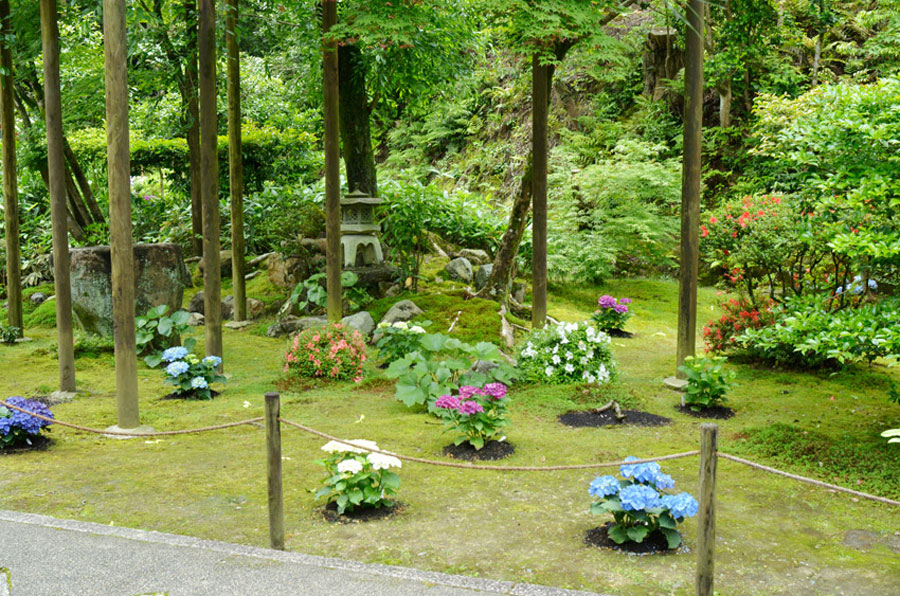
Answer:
[594, 400, 626, 422]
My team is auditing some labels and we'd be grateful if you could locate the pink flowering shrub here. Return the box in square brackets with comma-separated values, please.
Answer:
[283, 323, 367, 382]
[434, 383, 509, 450]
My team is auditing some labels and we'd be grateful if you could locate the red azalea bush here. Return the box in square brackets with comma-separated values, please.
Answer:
[283, 323, 367, 382]
[703, 297, 776, 353]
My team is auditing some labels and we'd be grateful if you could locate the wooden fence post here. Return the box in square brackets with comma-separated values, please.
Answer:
[696, 423, 718, 596]
[265, 392, 285, 550]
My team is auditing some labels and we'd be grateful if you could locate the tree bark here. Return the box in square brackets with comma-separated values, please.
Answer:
[225, 0, 246, 321]
[40, 0, 76, 392]
[0, 0, 22, 335]
[323, 0, 342, 322]
[198, 0, 222, 364]
[812, 31, 822, 87]
[676, 0, 705, 374]
[531, 54, 549, 329]
[185, 0, 203, 257]
[338, 44, 377, 196]
[718, 78, 732, 127]
[103, 0, 141, 428]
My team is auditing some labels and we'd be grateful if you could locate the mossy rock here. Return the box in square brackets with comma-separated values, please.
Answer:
[24, 299, 57, 328]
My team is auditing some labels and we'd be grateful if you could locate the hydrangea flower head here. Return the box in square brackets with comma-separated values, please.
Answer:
[191, 376, 209, 389]
[321, 439, 379, 454]
[619, 484, 661, 511]
[202, 355, 222, 368]
[653, 473, 675, 490]
[598, 295, 617, 309]
[589, 475, 620, 498]
[337, 459, 363, 475]
[435, 395, 461, 410]
[483, 382, 507, 400]
[368, 452, 402, 470]
[661, 492, 699, 519]
[458, 386, 480, 399]
[162, 346, 189, 362]
[614, 304, 629, 314]
[620, 456, 662, 484]
[166, 361, 190, 377]
[0, 397, 54, 436]
[457, 400, 484, 415]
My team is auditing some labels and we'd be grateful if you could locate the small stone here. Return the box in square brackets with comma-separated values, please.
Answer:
[29, 292, 48, 305]
[384, 285, 402, 298]
[191, 292, 234, 320]
[225, 320, 253, 330]
[471, 360, 499, 375]
[247, 298, 265, 319]
[443, 257, 473, 283]
[244, 270, 261, 281]
[379, 300, 424, 326]
[188, 292, 205, 314]
[187, 312, 205, 326]
[474, 264, 493, 291]
[342, 311, 376, 336]
[457, 248, 490, 265]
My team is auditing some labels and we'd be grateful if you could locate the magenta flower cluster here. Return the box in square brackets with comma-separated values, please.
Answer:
[434, 383, 510, 450]
[598, 295, 631, 314]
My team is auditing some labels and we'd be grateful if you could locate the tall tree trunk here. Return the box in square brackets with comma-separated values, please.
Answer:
[676, 0, 705, 374]
[40, 0, 76, 392]
[323, 0, 342, 322]
[0, 0, 22, 335]
[199, 0, 222, 364]
[185, 0, 203, 257]
[812, 31, 823, 87]
[225, 0, 246, 321]
[718, 78, 732, 127]
[103, 0, 141, 429]
[338, 44, 377, 196]
[531, 54, 549, 329]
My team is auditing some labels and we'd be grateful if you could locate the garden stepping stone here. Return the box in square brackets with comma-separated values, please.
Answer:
[443, 257, 473, 283]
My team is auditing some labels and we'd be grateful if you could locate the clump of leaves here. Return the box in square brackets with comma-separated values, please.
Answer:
[677, 356, 735, 411]
[136, 305, 195, 368]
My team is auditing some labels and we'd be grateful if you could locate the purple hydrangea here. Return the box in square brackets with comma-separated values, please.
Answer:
[458, 386, 480, 399]
[619, 484, 661, 511]
[598, 295, 617, 309]
[0, 397, 54, 436]
[661, 492, 699, 519]
[482, 382, 507, 400]
[614, 304, 629, 314]
[589, 475, 620, 498]
[435, 395, 461, 410]
[457, 400, 484, 415]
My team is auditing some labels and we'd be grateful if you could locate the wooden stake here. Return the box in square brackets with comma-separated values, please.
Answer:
[676, 0, 705, 375]
[40, 0, 75, 392]
[531, 54, 548, 330]
[264, 392, 285, 550]
[225, 0, 246, 321]
[198, 0, 222, 363]
[323, 0, 342, 323]
[696, 423, 718, 596]
[0, 0, 22, 336]
[103, 0, 140, 428]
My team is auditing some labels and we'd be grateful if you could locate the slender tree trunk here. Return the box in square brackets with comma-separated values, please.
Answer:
[531, 54, 549, 329]
[63, 137, 103, 222]
[225, 0, 246, 321]
[676, 0, 705, 374]
[743, 67, 751, 114]
[40, 0, 76, 392]
[718, 78, 732, 127]
[338, 44, 377, 196]
[812, 32, 822, 87]
[482, 164, 532, 297]
[323, 0, 342, 321]
[0, 0, 22, 335]
[198, 0, 222, 364]
[185, 0, 203, 257]
[103, 0, 140, 429]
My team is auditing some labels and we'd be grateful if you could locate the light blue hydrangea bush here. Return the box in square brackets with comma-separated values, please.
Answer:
[589, 456, 698, 549]
[161, 347, 226, 400]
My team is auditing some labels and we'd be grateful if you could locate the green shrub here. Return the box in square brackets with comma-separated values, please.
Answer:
[677, 356, 735, 411]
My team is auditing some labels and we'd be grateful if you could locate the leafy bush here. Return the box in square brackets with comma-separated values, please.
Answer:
[0, 397, 54, 450]
[385, 333, 516, 412]
[703, 297, 776, 353]
[315, 439, 402, 515]
[677, 356, 735, 412]
[137, 305, 195, 368]
[434, 383, 509, 450]
[242, 182, 325, 256]
[589, 457, 698, 549]
[161, 349, 225, 400]
[516, 321, 615, 385]
[283, 324, 367, 382]
[591, 295, 633, 333]
[375, 320, 429, 365]
[291, 272, 370, 315]
[737, 295, 900, 367]
[0, 325, 20, 345]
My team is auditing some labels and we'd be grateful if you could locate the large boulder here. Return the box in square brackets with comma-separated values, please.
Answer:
[266, 316, 327, 338]
[189, 291, 234, 320]
[199, 249, 234, 278]
[474, 264, 493, 291]
[342, 311, 376, 337]
[70, 243, 191, 337]
[266, 252, 310, 289]
[457, 249, 490, 265]
[378, 300, 424, 327]
[443, 257, 473, 283]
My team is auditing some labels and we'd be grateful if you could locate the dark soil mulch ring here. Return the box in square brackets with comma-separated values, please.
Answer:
[585, 522, 681, 555]
[604, 329, 634, 339]
[675, 404, 735, 420]
[0, 435, 53, 454]
[161, 390, 220, 401]
[559, 409, 671, 428]
[443, 440, 515, 461]
[323, 501, 404, 523]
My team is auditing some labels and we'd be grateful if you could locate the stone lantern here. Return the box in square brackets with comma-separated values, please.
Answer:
[340, 190, 384, 267]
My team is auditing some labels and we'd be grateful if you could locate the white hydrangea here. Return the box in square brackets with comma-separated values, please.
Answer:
[410, 325, 427, 334]
[392, 321, 409, 329]
[368, 452, 402, 470]
[337, 459, 363, 474]
[321, 439, 380, 454]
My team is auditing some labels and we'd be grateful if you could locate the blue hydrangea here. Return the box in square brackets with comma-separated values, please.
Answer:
[202, 355, 222, 368]
[653, 473, 675, 490]
[618, 484, 661, 511]
[162, 346, 189, 362]
[620, 456, 661, 484]
[0, 397, 54, 437]
[191, 377, 209, 389]
[868, 279, 878, 291]
[166, 361, 190, 377]
[588, 475, 620, 498]
[661, 492, 699, 519]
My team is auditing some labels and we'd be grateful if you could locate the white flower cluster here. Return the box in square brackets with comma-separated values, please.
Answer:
[321, 438, 379, 454]
[518, 320, 615, 385]
[376, 321, 426, 334]
[322, 439, 402, 474]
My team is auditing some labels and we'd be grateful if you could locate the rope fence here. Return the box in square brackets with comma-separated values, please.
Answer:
[4, 392, 900, 596]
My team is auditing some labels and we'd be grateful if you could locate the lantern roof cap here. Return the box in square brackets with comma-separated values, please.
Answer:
[342, 189, 381, 205]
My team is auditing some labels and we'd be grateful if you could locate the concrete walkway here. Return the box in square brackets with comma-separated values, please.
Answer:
[0, 510, 605, 596]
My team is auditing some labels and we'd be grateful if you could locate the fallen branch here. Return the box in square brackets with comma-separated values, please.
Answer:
[594, 400, 626, 422]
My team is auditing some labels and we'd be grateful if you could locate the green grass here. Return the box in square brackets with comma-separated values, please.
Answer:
[1, 277, 899, 595]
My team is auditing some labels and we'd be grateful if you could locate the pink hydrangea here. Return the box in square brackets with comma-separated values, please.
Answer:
[457, 400, 484, 415]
